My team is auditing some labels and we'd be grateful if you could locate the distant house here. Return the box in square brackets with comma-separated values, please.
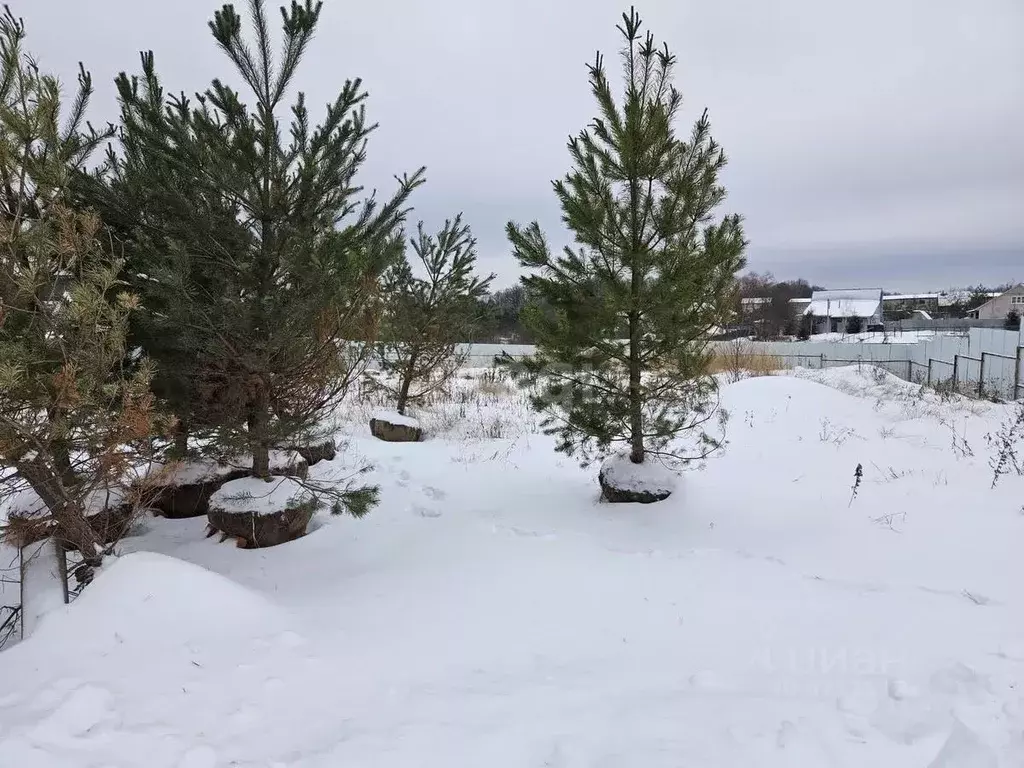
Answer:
[940, 289, 1000, 308]
[740, 296, 771, 315]
[882, 293, 940, 314]
[803, 289, 883, 334]
[968, 284, 1024, 320]
[788, 297, 811, 314]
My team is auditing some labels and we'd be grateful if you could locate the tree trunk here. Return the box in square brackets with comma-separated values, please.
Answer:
[54, 503, 104, 566]
[627, 149, 644, 465]
[53, 446, 77, 489]
[396, 350, 418, 416]
[47, 408, 78, 488]
[248, 389, 271, 479]
[628, 306, 644, 464]
[16, 456, 103, 563]
[172, 419, 189, 459]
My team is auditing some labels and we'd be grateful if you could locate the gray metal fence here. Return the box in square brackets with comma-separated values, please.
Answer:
[460, 330, 1024, 401]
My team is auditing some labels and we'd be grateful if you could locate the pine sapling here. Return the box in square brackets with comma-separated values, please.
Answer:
[89, 0, 424, 495]
[0, 8, 168, 559]
[371, 216, 494, 416]
[503, 7, 746, 482]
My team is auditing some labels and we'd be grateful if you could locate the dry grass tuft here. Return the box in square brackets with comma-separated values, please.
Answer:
[707, 341, 789, 382]
[1, 514, 53, 549]
[476, 378, 514, 398]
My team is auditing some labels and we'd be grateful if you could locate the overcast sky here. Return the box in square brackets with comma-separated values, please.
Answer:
[18, 0, 1024, 291]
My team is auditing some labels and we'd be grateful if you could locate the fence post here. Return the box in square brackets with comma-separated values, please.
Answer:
[927, 359, 933, 386]
[907, 359, 913, 382]
[17, 546, 25, 644]
[820, 353, 825, 370]
[1016, 346, 1022, 400]
[979, 353, 986, 398]
[953, 355, 959, 391]
[55, 540, 70, 606]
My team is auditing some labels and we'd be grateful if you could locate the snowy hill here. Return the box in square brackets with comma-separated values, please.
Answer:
[1, 369, 1023, 766]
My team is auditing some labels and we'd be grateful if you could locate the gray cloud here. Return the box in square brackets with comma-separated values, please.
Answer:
[18, 0, 1024, 289]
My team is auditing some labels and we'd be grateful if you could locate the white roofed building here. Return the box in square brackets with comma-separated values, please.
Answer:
[803, 289, 884, 334]
[882, 293, 940, 314]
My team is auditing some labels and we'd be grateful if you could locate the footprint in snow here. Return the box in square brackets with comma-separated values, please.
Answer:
[929, 662, 991, 697]
[412, 505, 442, 518]
[837, 683, 881, 717]
[688, 670, 730, 692]
[178, 745, 218, 768]
[423, 485, 447, 500]
[228, 705, 260, 729]
[27, 685, 114, 743]
[927, 719, 998, 767]
[773, 720, 833, 761]
[28, 677, 83, 711]
[264, 677, 285, 692]
[961, 589, 994, 606]
[887, 678, 917, 700]
[277, 630, 305, 649]
[991, 643, 1024, 662]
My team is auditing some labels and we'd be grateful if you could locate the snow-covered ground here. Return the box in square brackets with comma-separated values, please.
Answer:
[1, 367, 1024, 766]
[806, 330, 952, 344]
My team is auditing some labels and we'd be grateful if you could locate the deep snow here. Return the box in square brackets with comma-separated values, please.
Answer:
[1, 368, 1023, 767]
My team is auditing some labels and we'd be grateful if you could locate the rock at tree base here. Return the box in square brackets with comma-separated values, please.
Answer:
[147, 473, 247, 519]
[147, 451, 308, 519]
[206, 476, 318, 548]
[598, 451, 677, 504]
[369, 410, 422, 443]
[291, 440, 337, 466]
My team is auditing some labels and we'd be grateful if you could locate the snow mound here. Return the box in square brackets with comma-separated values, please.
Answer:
[157, 450, 304, 485]
[1, 482, 127, 523]
[371, 409, 420, 428]
[28, 552, 282, 654]
[599, 451, 677, 494]
[209, 476, 314, 516]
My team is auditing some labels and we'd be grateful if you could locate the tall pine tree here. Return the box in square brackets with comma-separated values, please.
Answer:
[506, 8, 746, 478]
[0, 8, 163, 556]
[84, 0, 424, 482]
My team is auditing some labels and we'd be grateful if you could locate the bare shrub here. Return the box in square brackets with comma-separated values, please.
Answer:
[985, 401, 1024, 488]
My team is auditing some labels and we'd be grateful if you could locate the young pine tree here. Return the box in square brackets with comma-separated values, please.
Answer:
[91, 1, 423, 489]
[0, 9, 163, 557]
[506, 8, 746, 473]
[373, 217, 493, 415]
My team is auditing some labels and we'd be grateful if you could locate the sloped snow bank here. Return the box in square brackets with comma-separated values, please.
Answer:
[26, 552, 282, 655]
